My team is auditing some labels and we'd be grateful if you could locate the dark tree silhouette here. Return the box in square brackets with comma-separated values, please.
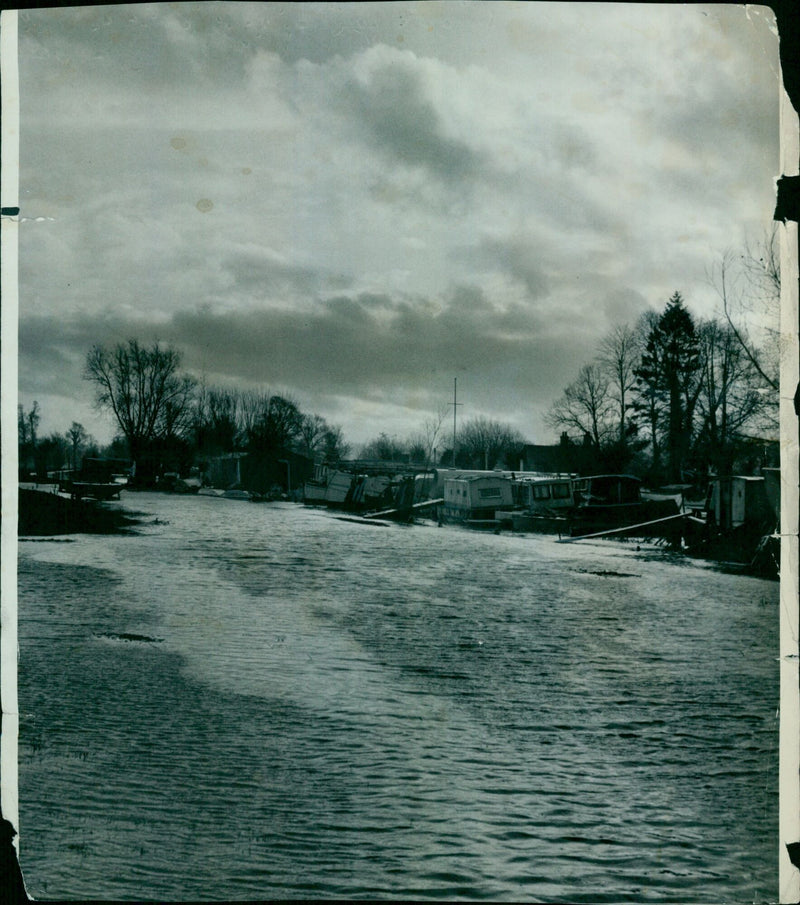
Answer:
[692, 319, 766, 474]
[246, 394, 304, 453]
[321, 425, 350, 463]
[84, 339, 196, 464]
[194, 384, 240, 454]
[456, 416, 524, 470]
[634, 293, 701, 483]
[546, 363, 614, 448]
[17, 401, 40, 476]
[66, 421, 88, 470]
[709, 239, 779, 432]
[359, 432, 408, 461]
[299, 413, 329, 460]
[598, 323, 642, 445]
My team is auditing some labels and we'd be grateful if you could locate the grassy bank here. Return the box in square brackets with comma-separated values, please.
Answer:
[18, 488, 141, 536]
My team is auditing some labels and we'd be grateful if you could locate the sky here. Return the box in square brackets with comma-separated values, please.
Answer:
[15, 2, 781, 450]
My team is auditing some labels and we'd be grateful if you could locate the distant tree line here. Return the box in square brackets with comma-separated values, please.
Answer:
[79, 339, 351, 481]
[546, 237, 779, 484]
[192, 383, 350, 463]
[356, 413, 525, 471]
[81, 337, 530, 475]
[18, 400, 102, 479]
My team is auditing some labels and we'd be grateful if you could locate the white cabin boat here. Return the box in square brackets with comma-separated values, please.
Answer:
[506, 475, 575, 532]
[440, 472, 513, 526]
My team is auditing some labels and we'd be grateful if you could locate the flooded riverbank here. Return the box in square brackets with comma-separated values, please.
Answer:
[17, 492, 778, 901]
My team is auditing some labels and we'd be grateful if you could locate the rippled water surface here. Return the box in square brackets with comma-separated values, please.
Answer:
[17, 492, 778, 901]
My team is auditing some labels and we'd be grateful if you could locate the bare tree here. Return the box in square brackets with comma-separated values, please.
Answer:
[238, 389, 272, 441]
[18, 401, 40, 449]
[194, 384, 241, 453]
[18, 401, 41, 476]
[161, 376, 198, 439]
[407, 404, 450, 466]
[693, 318, 766, 473]
[422, 404, 450, 465]
[742, 225, 781, 308]
[457, 416, 525, 470]
[710, 243, 779, 396]
[245, 392, 304, 453]
[299, 413, 329, 460]
[598, 323, 642, 444]
[84, 339, 196, 462]
[546, 363, 614, 448]
[406, 435, 429, 464]
[359, 433, 408, 461]
[66, 421, 88, 470]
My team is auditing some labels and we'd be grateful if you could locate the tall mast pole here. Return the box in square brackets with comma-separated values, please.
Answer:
[451, 377, 462, 469]
[453, 378, 457, 468]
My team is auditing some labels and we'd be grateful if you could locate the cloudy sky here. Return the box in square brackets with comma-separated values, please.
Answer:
[17, 2, 780, 450]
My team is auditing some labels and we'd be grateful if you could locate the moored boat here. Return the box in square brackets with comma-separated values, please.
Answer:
[569, 474, 681, 540]
[687, 473, 779, 576]
[439, 471, 513, 527]
[501, 474, 576, 533]
[56, 456, 130, 501]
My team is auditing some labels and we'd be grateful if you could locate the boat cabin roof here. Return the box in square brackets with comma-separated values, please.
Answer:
[445, 472, 511, 483]
[580, 474, 641, 483]
[515, 475, 573, 484]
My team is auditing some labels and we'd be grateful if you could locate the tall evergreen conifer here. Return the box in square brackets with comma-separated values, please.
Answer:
[634, 292, 701, 482]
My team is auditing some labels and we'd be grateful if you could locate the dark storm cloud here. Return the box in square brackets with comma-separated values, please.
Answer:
[18, 282, 576, 404]
[163, 286, 588, 434]
[18, 310, 162, 401]
[654, 92, 778, 206]
[221, 246, 353, 296]
[167, 289, 531, 391]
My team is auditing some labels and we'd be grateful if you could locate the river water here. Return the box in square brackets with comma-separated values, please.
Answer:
[16, 492, 778, 901]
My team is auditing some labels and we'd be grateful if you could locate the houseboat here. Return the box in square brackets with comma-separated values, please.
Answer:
[322, 470, 356, 506]
[439, 472, 513, 528]
[698, 474, 778, 574]
[348, 474, 394, 511]
[56, 457, 129, 501]
[302, 465, 356, 507]
[569, 474, 681, 539]
[505, 475, 576, 533]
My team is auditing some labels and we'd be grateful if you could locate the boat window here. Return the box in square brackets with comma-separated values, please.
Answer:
[533, 484, 551, 500]
[478, 487, 501, 499]
[552, 483, 571, 499]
